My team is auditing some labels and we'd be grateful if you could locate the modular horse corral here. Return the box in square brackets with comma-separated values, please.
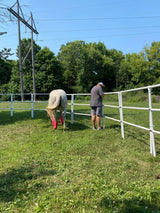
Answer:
[1, 84, 160, 157]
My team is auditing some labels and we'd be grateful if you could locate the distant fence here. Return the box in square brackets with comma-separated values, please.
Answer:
[1, 84, 160, 157]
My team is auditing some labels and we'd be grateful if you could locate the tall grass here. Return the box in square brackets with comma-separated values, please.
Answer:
[0, 98, 160, 212]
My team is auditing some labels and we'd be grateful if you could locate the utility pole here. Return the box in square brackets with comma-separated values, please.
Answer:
[31, 12, 36, 101]
[8, 0, 38, 101]
[17, 0, 23, 101]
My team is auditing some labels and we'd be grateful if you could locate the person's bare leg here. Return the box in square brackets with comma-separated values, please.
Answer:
[96, 115, 101, 129]
[92, 115, 96, 128]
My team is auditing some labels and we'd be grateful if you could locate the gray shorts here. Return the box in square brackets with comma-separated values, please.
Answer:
[91, 106, 102, 116]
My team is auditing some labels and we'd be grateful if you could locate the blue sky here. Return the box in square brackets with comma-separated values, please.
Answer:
[1, 0, 160, 60]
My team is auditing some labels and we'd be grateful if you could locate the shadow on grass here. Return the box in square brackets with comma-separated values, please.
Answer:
[67, 115, 122, 131]
[0, 165, 56, 202]
[0, 110, 122, 132]
[0, 110, 48, 126]
[0, 111, 90, 131]
[108, 124, 121, 129]
[126, 130, 150, 147]
[100, 196, 160, 213]
[67, 122, 89, 131]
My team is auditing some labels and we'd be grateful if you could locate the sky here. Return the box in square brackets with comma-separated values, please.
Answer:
[1, 0, 160, 60]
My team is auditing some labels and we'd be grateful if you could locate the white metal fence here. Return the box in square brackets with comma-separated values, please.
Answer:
[1, 84, 160, 157]
[103, 85, 160, 157]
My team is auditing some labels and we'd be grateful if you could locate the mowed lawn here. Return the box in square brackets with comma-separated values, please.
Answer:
[0, 101, 160, 212]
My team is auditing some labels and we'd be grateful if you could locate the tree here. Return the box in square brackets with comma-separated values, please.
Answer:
[118, 42, 160, 91]
[107, 49, 124, 90]
[73, 42, 101, 93]
[118, 52, 150, 90]
[8, 61, 20, 94]
[58, 41, 121, 93]
[143, 41, 160, 85]
[35, 47, 64, 93]
[0, 60, 18, 95]
[16, 38, 41, 93]
[77, 42, 115, 92]
[0, 48, 13, 60]
[0, 58, 12, 86]
[58, 40, 86, 93]
[117, 56, 133, 90]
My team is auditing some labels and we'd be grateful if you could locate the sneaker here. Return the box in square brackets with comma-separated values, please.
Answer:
[97, 127, 102, 130]
[92, 127, 96, 130]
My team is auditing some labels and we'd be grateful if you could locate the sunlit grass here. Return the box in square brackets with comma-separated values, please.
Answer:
[0, 100, 160, 212]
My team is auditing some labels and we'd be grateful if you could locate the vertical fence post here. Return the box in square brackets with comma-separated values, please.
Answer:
[148, 88, 156, 157]
[102, 106, 105, 129]
[11, 94, 13, 117]
[31, 93, 34, 118]
[71, 94, 74, 124]
[118, 92, 124, 138]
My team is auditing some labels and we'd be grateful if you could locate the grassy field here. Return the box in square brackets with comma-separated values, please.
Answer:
[0, 99, 160, 212]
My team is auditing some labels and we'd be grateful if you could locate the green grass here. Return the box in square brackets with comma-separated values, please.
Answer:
[0, 101, 160, 213]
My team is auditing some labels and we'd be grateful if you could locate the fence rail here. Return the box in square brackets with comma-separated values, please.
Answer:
[1, 84, 160, 157]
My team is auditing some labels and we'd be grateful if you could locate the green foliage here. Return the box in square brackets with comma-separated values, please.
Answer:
[17, 39, 41, 93]
[1, 39, 160, 95]
[118, 53, 148, 90]
[122, 90, 148, 103]
[118, 42, 160, 91]
[0, 84, 10, 98]
[8, 61, 21, 94]
[58, 41, 124, 93]
[0, 48, 13, 60]
[16, 38, 41, 61]
[35, 47, 64, 93]
[0, 58, 12, 86]
[58, 40, 86, 93]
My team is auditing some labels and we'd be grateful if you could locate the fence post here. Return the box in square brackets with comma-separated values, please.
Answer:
[102, 106, 105, 129]
[71, 94, 74, 124]
[148, 88, 156, 157]
[11, 94, 13, 116]
[118, 92, 124, 138]
[31, 93, 34, 118]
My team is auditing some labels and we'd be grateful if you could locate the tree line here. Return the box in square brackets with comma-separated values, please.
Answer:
[1, 39, 160, 95]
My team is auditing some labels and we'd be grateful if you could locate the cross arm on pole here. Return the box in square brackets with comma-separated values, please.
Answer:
[7, 7, 39, 34]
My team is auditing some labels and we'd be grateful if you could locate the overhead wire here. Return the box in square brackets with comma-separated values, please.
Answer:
[2, 23, 160, 41]
[35, 31, 160, 42]
[2, 24, 160, 38]
[37, 25, 160, 33]
[2, 4, 160, 49]
[37, 15, 160, 22]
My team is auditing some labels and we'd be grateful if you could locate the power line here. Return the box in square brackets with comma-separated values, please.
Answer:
[36, 31, 160, 42]
[37, 15, 160, 22]
[2, 30, 160, 48]
[2, 26, 160, 44]
[3, 24, 160, 37]
[39, 25, 160, 33]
